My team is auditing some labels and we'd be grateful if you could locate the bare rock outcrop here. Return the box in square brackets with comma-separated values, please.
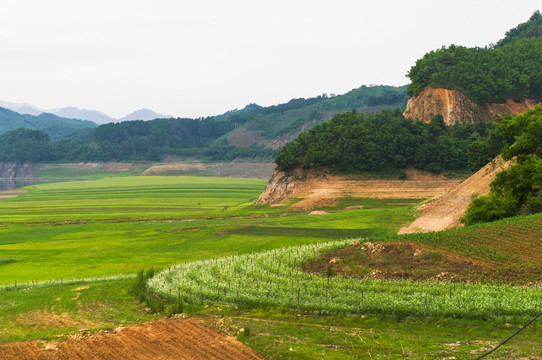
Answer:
[254, 169, 300, 205]
[404, 87, 540, 125]
[0, 163, 34, 179]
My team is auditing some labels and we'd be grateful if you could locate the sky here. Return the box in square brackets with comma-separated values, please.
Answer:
[0, 1, 540, 119]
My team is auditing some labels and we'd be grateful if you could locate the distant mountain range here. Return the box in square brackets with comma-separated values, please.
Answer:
[118, 108, 171, 122]
[0, 107, 97, 141]
[0, 100, 171, 124]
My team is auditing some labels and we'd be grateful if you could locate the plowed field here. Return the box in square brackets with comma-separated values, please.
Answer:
[0, 318, 267, 360]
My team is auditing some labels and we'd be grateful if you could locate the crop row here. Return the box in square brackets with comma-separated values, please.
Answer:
[403, 213, 542, 265]
[0, 274, 134, 292]
[148, 240, 542, 321]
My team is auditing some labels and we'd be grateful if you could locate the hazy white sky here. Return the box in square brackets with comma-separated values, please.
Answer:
[0, 1, 540, 118]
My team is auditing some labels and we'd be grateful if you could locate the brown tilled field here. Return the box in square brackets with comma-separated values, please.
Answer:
[0, 318, 267, 360]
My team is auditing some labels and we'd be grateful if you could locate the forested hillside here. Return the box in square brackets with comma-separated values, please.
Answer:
[0, 107, 97, 141]
[224, 85, 408, 141]
[407, 11, 542, 104]
[275, 110, 502, 173]
[0, 85, 407, 163]
[463, 106, 542, 223]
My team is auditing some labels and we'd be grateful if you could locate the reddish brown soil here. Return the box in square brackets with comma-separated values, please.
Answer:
[404, 87, 540, 125]
[0, 318, 267, 360]
[143, 163, 208, 175]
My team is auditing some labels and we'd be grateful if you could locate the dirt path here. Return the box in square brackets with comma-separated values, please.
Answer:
[398, 156, 510, 234]
[0, 318, 267, 360]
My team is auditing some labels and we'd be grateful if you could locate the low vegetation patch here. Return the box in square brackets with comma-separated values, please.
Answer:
[403, 213, 542, 283]
[307, 213, 542, 286]
[303, 241, 491, 283]
[148, 240, 542, 322]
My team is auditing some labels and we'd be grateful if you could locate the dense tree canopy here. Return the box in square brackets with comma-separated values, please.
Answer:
[275, 110, 497, 173]
[407, 12, 542, 104]
[463, 106, 542, 224]
[0, 85, 408, 163]
[496, 10, 542, 47]
[91, 118, 235, 160]
[0, 117, 277, 163]
[0, 129, 53, 162]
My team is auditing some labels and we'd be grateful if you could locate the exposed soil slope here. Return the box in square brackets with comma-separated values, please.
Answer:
[143, 162, 276, 179]
[0, 318, 267, 360]
[398, 156, 510, 234]
[256, 168, 462, 210]
[404, 87, 540, 124]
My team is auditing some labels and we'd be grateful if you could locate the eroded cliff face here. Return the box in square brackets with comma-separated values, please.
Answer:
[254, 169, 300, 205]
[404, 87, 540, 124]
[254, 168, 462, 210]
[0, 163, 34, 179]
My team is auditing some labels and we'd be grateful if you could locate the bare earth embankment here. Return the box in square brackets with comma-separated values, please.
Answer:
[0, 318, 267, 360]
[399, 156, 510, 234]
[142, 162, 276, 179]
[255, 168, 463, 210]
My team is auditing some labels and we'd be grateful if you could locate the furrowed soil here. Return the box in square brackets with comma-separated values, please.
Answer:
[0, 318, 267, 360]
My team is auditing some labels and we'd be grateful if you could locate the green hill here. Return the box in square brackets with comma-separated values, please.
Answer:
[0, 107, 97, 141]
[0, 85, 408, 163]
[220, 85, 408, 147]
[407, 11, 542, 104]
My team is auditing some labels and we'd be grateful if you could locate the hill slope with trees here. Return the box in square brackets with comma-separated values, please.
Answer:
[274, 110, 500, 174]
[0, 85, 407, 163]
[0, 107, 97, 141]
[407, 11, 542, 105]
[463, 106, 542, 224]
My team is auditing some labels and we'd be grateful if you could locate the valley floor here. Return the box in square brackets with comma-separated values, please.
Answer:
[0, 175, 540, 359]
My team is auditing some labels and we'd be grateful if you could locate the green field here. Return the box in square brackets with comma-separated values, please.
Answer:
[0, 176, 413, 285]
[33, 163, 151, 180]
[1, 176, 540, 359]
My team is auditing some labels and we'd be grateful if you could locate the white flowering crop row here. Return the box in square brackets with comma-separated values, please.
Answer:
[148, 240, 542, 321]
[0, 274, 135, 292]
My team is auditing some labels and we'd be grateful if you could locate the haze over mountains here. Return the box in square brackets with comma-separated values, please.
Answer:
[0, 100, 171, 124]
